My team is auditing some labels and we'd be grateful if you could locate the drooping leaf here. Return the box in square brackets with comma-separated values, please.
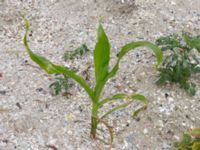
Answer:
[131, 94, 148, 118]
[100, 93, 148, 119]
[118, 41, 163, 65]
[108, 41, 163, 79]
[99, 93, 128, 107]
[23, 18, 94, 100]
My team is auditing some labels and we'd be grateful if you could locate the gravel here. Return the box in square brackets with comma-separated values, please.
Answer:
[0, 0, 200, 149]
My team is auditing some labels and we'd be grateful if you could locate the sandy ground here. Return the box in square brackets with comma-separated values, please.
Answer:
[0, 0, 200, 149]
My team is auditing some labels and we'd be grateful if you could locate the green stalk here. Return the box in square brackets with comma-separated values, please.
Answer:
[90, 102, 99, 138]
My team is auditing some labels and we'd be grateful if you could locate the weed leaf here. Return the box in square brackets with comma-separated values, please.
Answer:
[183, 33, 200, 52]
[174, 128, 200, 150]
[64, 44, 90, 60]
[156, 33, 200, 96]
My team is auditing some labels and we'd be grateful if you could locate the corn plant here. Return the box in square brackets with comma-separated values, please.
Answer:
[23, 19, 162, 144]
[156, 33, 200, 96]
[174, 128, 200, 150]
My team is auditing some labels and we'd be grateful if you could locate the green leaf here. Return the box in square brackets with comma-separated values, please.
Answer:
[156, 33, 200, 96]
[131, 94, 148, 118]
[183, 33, 200, 52]
[49, 75, 70, 95]
[181, 133, 193, 146]
[174, 133, 193, 150]
[99, 93, 129, 107]
[108, 41, 163, 79]
[192, 142, 200, 150]
[156, 34, 181, 51]
[94, 24, 110, 99]
[23, 18, 94, 101]
[118, 41, 163, 65]
[187, 83, 196, 96]
[100, 93, 148, 119]
[190, 128, 200, 138]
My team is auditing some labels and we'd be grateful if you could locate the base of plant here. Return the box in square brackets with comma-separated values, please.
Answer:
[90, 116, 98, 139]
[90, 116, 114, 149]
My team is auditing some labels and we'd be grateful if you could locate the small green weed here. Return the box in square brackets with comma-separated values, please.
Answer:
[49, 67, 78, 96]
[23, 18, 162, 146]
[50, 44, 89, 96]
[49, 74, 71, 96]
[64, 43, 90, 61]
[156, 33, 200, 96]
[50, 44, 88, 96]
[174, 128, 200, 150]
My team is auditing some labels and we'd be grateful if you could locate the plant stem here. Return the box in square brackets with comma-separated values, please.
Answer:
[90, 103, 98, 139]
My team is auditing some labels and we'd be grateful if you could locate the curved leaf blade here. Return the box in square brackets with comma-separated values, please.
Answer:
[23, 18, 94, 100]
[99, 93, 128, 107]
[108, 41, 163, 79]
[118, 41, 163, 65]
[100, 93, 148, 119]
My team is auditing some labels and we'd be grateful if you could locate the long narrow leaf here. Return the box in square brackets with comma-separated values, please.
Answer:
[98, 93, 128, 107]
[100, 93, 148, 119]
[23, 19, 94, 100]
[93, 24, 110, 99]
[94, 24, 110, 83]
[99, 93, 146, 107]
[108, 41, 162, 79]
[189, 128, 200, 137]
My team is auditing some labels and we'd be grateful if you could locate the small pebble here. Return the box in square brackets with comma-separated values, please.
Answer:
[143, 128, 148, 134]
[16, 102, 22, 109]
[165, 93, 169, 98]
[36, 88, 44, 92]
[185, 114, 190, 119]
[67, 130, 73, 135]
[2, 139, 8, 144]
[135, 117, 140, 122]
[168, 97, 174, 102]
[0, 90, 6, 95]
[24, 60, 28, 64]
[162, 142, 170, 149]
[171, 1, 176, 5]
